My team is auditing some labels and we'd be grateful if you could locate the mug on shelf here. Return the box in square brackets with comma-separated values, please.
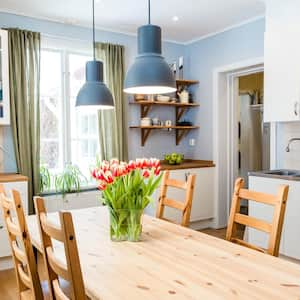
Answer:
[165, 120, 172, 127]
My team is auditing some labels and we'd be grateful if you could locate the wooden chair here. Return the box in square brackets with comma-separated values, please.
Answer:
[34, 196, 86, 300]
[156, 170, 196, 227]
[226, 178, 289, 257]
[0, 184, 44, 300]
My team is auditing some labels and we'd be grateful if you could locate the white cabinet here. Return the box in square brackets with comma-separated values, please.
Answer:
[146, 167, 215, 225]
[248, 175, 300, 259]
[264, 30, 300, 122]
[264, 0, 300, 122]
[0, 177, 28, 258]
[0, 30, 10, 125]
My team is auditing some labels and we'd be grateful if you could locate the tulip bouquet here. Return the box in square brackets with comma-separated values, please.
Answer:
[91, 158, 162, 241]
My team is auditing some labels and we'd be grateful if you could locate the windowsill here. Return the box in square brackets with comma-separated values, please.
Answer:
[41, 185, 99, 197]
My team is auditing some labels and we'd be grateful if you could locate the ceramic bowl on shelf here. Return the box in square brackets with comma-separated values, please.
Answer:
[141, 117, 152, 127]
[156, 95, 170, 102]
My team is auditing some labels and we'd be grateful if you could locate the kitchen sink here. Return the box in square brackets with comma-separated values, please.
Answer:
[265, 170, 300, 176]
[249, 169, 300, 180]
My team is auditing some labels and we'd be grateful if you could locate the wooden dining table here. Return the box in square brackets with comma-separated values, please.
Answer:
[27, 206, 300, 300]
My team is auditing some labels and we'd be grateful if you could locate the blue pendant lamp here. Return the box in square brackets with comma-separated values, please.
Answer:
[124, 0, 176, 95]
[76, 0, 114, 109]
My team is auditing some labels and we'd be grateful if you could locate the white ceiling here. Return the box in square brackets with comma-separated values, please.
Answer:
[0, 0, 265, 44]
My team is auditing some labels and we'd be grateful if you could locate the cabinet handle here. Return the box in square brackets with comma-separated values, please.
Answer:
[185, 172, 191, 181]
[294, 102, 299, 116]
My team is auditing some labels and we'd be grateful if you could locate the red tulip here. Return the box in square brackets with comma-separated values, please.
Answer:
[128, 160, 136, 170]
[91, 169, 97, 178]
[110, 158, 119, 165]
[142, 169, 151, 178]
[103, 171, 114, 184]
[101, 161, 110, 172]
[112, 166, 119, 177]
[97, 170, 105, 181]
[98, 182, 107, 190]
[135, 158, 142, 168]
[154, 166, 161, 176]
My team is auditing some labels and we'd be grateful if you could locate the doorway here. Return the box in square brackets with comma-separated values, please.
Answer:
[212, 57, 276, 229]
[234, 72, 270, 188]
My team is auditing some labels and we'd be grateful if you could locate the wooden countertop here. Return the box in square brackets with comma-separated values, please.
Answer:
[160, 159, 215, 170]
[27, 207, 300, 300]
[0, 173, 28, 183]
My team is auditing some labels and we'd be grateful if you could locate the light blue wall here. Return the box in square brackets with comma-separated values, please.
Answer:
[0, 12, 185, 170]
[0, 12, 266, 170]
[184, 18, 265, 160]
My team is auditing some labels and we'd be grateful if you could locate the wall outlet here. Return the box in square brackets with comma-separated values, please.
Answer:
[189, 138, 196, 146]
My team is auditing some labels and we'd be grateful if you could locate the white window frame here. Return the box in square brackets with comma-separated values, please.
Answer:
[41, 36, 99, 188]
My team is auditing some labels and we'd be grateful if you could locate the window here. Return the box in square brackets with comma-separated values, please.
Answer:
[40, 49, 98, 185]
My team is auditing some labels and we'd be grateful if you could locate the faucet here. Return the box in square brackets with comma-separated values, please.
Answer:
[286, 138, 300, 152]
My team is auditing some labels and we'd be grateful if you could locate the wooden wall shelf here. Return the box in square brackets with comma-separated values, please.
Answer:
[176, 79, 199, 87]
[129, 79, 200, 146]
[130, 126, 199, 146]
[130, 101, 199, 120]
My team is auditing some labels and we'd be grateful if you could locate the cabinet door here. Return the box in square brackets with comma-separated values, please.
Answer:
[281, 182, 300, 259]
[190, 167, 214, 222]
[264, 30, 300, 122]
[0, 30, 10, 125]
[0, 181, 28, 258]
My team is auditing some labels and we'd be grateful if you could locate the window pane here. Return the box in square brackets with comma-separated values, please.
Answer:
[40, 50, 63, 172]
[69, 53, 98, 181]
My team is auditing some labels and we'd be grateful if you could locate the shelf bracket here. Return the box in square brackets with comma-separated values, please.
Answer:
[141, 128, 152, 146]
[176, 107, 188, 123]
[176, 128, 190, 145]
[141, 105, 151, 118]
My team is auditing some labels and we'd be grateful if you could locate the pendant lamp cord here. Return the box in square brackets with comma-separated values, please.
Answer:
[92, 0, 96, 60]
[148, 0, 151, 24]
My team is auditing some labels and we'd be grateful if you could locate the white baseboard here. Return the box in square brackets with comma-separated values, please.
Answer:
[189, 218, 215, 231]
[0, 256, 13, 271]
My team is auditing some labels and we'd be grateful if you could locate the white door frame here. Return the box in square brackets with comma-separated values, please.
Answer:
[212, 57, 277, 228]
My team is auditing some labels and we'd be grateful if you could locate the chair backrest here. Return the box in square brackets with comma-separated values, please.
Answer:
[226, 178, 289, 257]
[156, 170, 196, 227]
[0, 184, 43, 299]
[34, 196, 86, 300]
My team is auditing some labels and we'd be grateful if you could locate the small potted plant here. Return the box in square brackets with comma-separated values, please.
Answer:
[91, 158, 162, 242]
[40, 164, 51, 193]
[54, 163, 87, 198]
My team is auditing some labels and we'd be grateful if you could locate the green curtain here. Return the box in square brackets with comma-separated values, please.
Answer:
[8, 29, 41, 214]
[95, 42, 128, 161]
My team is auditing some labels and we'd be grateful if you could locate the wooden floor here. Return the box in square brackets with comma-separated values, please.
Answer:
[0, 268, 18, 300]
[0, 227, 299, 299]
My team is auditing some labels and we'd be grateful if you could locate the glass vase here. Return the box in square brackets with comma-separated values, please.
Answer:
[109, 208, 143, 242]
[126, 209, 143, 242]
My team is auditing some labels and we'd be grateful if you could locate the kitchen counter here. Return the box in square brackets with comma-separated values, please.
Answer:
[249, 169, 300, 181]
[160, 159, 215, 170]
[0, 173, 28, 183]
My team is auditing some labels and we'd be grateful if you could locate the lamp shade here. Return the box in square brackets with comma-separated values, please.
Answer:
[124, 25, 176, 94]
[76, 60, 114, 109]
